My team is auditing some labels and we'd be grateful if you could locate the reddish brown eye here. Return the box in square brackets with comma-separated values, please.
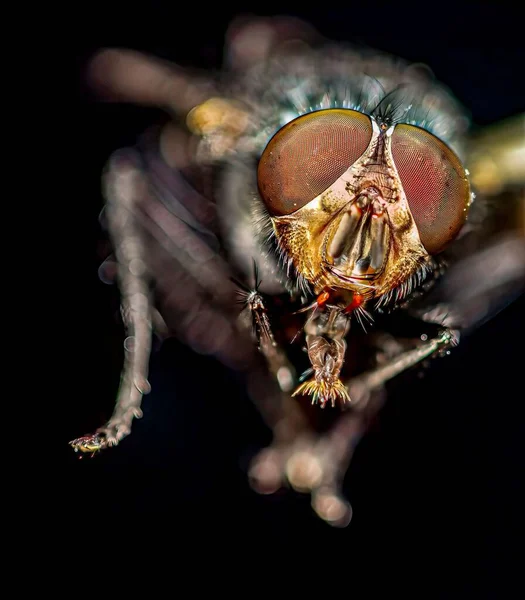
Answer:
[257, 109, 373, 216]
[391, 124, 470, 254]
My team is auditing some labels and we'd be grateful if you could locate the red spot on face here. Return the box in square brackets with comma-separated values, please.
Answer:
[344, 293, 364, 314]
[317, 291, 330, 306]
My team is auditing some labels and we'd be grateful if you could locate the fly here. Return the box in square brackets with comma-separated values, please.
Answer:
[70, 15, 524, 527]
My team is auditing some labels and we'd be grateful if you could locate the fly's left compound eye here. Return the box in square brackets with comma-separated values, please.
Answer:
[257, 108, 373, 216]
[391, 124, 471, 254]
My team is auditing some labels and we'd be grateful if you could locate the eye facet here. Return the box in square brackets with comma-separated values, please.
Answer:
[391, 124, 470, 254]
[257, 109, 373, 216]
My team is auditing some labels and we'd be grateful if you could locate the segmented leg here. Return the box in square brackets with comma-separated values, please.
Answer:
[249, 327, 459, 525]
[99, 154, 155, 445]
[290, 389, 386, 527]
[346, 328, 459, 409]
[70, 155, 153, 453]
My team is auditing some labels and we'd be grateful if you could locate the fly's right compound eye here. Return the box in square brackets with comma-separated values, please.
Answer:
[391, 124, 471, 254]
[257, 108, 373, 216]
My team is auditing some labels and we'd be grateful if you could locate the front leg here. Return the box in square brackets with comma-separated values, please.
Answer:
[288, 388, 386, 526]
[346, 327, 459, 409]
[70, 153, 153, 454]
[100, 154, 154, 445]
[249, 326, 458, 525]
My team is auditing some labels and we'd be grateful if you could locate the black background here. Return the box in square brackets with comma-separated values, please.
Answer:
[63, 2, 523, 590]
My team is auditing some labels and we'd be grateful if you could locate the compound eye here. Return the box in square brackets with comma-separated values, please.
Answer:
[391, 124, 471, 254]
[257, 109, 373, 216]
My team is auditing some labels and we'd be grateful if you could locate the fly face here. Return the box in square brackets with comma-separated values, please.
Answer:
[257, 108, 472, 303]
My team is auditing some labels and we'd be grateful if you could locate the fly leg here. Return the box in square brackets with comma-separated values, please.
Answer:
[70, 154, 154, 451]
[248, 304, 355, 503]
[96, 155, 155, 445]
[235, 279, 314, 494]
[276, 327, 458, 526]
[285, 388, 386, 527]
[346, 327, 460, 409]
[248, 375, 386, 526]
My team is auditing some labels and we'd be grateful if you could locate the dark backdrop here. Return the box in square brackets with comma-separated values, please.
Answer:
[64, 2, 523, 590]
